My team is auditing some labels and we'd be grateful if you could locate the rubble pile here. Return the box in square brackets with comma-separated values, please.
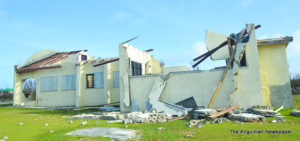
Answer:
[248, 105, 278, 117]
[68, 110, 172, 124]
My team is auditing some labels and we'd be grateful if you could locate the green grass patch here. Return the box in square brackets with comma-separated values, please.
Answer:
[0, 95, 300, 141]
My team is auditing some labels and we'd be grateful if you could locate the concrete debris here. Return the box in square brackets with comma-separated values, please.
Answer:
[230, 113, 265, 122]
[50, 130, 54, 133]
[66, 127, 138, 141]
[275, 106, 284, 112]
[290, 110, 300, 117]
[69, 121, 73, 124]
[251, 109, 277, 117]
[212, 118, 222, 124]
[80, 121, 87, 125]
[185, 132, 194, 138]
[196, 123, 202, 128]
[157, 127, 165, 130]
[1, 136, 8, 140]
[193, 109, 217, 119]
[68, 113, 118, 120]
[19, 122, 23, 126]
[122, 111, 171, 124]
[44, 123, 48, 127]
[276, 116, 285, 122]
[107, 120, 122, 123]
[271, 120, 277, 123]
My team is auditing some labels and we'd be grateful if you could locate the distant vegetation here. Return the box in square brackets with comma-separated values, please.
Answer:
[291, 73, 300, 95]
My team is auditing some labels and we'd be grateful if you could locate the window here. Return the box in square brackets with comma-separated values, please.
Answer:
[40, 76, 57, 92]
[61, 74, 76, 90]
[81, 55, 87, 61]
[239, 52, 247, 67]
[86, 74, 94, 88]
[113, 71, 120, 88]
[131, 61, 142, 76]
[86, 72, 104, 88]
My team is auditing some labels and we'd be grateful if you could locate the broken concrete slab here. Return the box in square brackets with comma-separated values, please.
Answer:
[251, 109, 277, 117]
[66, 127, 138, 141]
[290, 110, 300, 117]
[230, 113, 265, 122]
[194, 109, 217, 117]
[148, 80, 187, 116]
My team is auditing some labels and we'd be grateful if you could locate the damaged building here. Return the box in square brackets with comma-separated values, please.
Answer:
[14, 24, 293, 116]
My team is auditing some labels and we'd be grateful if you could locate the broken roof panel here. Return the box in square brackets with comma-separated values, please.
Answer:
[205, 30, 230, 60]
[16, 50, 84, 73]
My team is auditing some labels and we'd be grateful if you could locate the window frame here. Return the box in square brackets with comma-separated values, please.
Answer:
[86, 74, 94, 88]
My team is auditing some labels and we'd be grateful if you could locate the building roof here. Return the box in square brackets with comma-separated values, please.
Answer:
[0, 88, 13, 92]
[257, 36, 293, 46]
[16, 50, 85, 73]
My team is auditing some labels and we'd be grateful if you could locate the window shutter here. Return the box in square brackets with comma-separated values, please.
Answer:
[61, 75, 67, 90]
[94, 72, 104, 88]
[40, 76, 57, 92]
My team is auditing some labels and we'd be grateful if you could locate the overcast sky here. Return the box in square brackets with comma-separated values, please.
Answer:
[0, 0, 300, 88]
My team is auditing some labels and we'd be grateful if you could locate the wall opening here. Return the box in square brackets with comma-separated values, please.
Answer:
[22, 78, 36, 101]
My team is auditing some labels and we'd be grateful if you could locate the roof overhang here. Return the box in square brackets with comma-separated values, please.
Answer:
[257, 36, 293, 46]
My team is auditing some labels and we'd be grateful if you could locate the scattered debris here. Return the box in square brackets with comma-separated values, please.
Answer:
[276, 116, 285, 122]
[157, 127, 165, 130]
[68, 113, 118, 120]
[196, 123, 202, 128]
[275, 106, 284, 112]
[44, 123, 48, 127]
[107, 120, 122, 123]
[19, 122, 23, 126]
[1, 136, 8, 140]
[185, 132, 194, 138]
[80, 121, 87, 125]
[290, 110, 300, 117]
[69, 121, 73, 124]
[66, 127, 138, 141]
[50, 130, 54, 133]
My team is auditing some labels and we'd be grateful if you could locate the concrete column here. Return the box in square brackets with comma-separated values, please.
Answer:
[75, 63, 83, 107]
[104, 64, 110, 104]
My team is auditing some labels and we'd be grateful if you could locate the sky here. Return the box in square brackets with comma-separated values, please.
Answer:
[0, 0, 300, 88]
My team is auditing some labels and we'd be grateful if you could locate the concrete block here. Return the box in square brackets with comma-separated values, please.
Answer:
[290, 110, 300, 117]
[230, 113, 265, 122]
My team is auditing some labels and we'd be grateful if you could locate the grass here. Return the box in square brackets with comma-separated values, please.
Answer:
[0, 96, 300, 141]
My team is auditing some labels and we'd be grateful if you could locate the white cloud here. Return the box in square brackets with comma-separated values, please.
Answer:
[192, 41, 207, 56]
